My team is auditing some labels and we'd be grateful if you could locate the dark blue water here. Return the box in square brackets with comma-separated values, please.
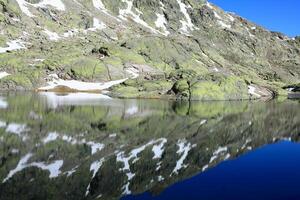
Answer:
[123, 141, 300, 200]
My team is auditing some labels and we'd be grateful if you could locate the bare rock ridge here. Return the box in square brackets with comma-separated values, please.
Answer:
[0, 0, 299, 100]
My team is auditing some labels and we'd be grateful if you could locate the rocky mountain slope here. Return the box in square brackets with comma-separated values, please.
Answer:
[0, 0, 299, 100]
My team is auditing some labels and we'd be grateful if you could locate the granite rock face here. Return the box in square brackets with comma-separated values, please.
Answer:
[0, 0, 299, 100]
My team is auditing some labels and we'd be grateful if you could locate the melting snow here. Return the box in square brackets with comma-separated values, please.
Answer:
[200, 119, 207, 126]
[36, 0, 65, 11]
[248, 85, 261, 98]
[88, 18, 106, 31]
[92, 0, 120, 22]
[0, 72, 11, 79]
[16, 0, 65, 17]
[38, 74, 128, 92]
[176, 0, 198, 35]
[155, 13, 170, 36]
[119, 0, 162, 35]
[0, 40, 26, 53]
[227, 14, 235, 22]
[63, 29, 79, 38]
[109, 133, 117, 138]
[43, 29, 61, 41]
[218, 20, 231, 29]
[15, 0, 35, 17]
[125, 67, 140, 79]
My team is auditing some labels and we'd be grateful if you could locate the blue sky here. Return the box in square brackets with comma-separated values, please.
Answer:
[209, 0, 300, 37]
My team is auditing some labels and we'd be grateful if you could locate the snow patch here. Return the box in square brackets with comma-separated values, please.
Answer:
[15, 0, 35, 17]
[0, 40, 26, 53]
[16, 0, 65, 17]
[218, 20, 231, 29]
[125, 67, 140, 79]
[38, 74, 128, 92]
[35, 0, 65, 11]
[88, 18, 106, 31]
[119, 0, 162, 35]
[176, 0, 198, 35]
[155, 13, 170, 36]
[43, 29, 61, 41]
[248, 85, 261, 98]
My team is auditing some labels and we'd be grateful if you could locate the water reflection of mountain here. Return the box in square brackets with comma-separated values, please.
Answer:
[0, 93, 299, 200]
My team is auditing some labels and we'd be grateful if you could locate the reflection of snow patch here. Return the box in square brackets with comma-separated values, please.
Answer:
[126, 106, 138, 115]
[0, 97, 8, 109]
[3, 153, 63, 183]
[0, 121, 6, 128]
[43, 132, 59, 144]
[209, 146, 228, 163]
[42, 132, 105, 155]
[116, 138, 167, 194]
[152, 139, 167, 159]
[6, 123, 28, 136]
[39, 92, 112, 109]
[87, 142, 105, 155]
[86, 158, 105, 196]
[171, 140, 192, 175]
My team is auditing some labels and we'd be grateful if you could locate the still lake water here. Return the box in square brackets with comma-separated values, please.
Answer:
[0, 92, 299, 200]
